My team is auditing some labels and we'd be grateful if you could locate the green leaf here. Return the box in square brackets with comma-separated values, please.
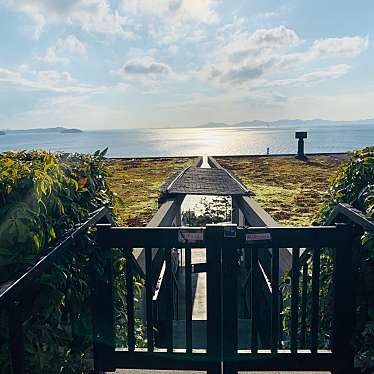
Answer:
[49, 227, 56, 240]
[100, 147, 108, 157]
[72, 179, 79, 191]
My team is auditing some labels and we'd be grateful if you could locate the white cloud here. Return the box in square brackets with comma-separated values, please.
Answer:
[272, 93, 288, 103]
[121, 0, 219, 46]
[60, 35, 87, 55]
[37, 70, 73, 82]
[204, 54, 352, 89]
[221, 25, 300, 63]
[0, 66, 99, 93]
[1, 0, 132, 38]
[265, 64, 351, 87]
[220, 64, 265, 85]
[0, 68, 22, 81]
[167, 45, 179, 55]
[122, 0, 219, 24]
[250, 26, 300, 48]
[202, 21, 368, 89]
[37, 35, 87, 63]
[117, 56, 172, 76]
[310, 36, 369, 58]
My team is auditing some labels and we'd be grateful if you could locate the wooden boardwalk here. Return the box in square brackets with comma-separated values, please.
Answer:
[163, 166, 252, 196]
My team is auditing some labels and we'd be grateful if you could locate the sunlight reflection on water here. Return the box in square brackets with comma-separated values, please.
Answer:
[0, 123, 373, 157]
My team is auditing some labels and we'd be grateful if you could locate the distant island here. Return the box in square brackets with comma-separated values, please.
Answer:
[193, 118, 374, 128]
[60, 128, 83, 134]
[195, 122, 228, 128]
[0, 127, 83, 134]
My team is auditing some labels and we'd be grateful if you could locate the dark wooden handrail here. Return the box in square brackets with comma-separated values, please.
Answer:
[299, 202, 374, 265]
[0, 206, 113, 309]
[326, 202, 374, 232]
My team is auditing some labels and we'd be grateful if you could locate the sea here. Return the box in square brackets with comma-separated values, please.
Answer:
[0, 122, 373, 157]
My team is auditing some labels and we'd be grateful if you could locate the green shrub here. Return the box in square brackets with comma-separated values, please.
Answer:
[0, 149, 143, 373]
[319, 146, 374, 372]
[282, 147, 374, 372]
[0, 149, 111, 281]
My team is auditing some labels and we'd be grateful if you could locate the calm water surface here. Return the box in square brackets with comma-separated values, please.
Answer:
[1, 123, 373, 157]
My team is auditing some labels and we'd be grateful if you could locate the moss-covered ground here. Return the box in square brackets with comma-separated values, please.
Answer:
[106, 154, 349, 227]
[106, 158, 193, 226]
[217, 154, 349, 225]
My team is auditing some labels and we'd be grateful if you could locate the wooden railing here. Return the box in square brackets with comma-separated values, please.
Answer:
[233, 194, 285, 345]
[93, 223, 356, 374]
[140, 194, 185, 329]
[0, 206, 113, 374]
[1, 201, 367, 373]
[296, 203, 374, 353]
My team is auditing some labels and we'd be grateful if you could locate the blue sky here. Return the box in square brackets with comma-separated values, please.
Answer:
[0, 0, 373, 129]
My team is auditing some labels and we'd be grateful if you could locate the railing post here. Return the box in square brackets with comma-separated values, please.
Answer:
[271, 246, 280, 353]
[300, 257, 309, 349]
[184, 243, 193, 354]
[8, 300, 26, 374]
[165, 247, 174, 352]
[206, 224, 223, 374]
[250, 245, 259, 353]
[332, 224, 355, 373]
[91, 224, 116, 373]
[232, 198, 243, 226]
[290, 247, 300, 353]
[222, 225, 239, 374]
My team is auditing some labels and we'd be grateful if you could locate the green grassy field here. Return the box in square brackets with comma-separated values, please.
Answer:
[217, 154, 349, 225]
[106, 158, 193, 226]
[107, 154, 349, 226]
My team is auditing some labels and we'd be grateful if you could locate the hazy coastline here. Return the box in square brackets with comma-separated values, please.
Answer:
[0, 122, 373, 157]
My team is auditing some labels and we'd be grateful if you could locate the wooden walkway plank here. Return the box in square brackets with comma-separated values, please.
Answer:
[163, 166, 253, 197]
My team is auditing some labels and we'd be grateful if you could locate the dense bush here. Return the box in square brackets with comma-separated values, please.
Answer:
[0, 149, 142, 373]
[319, 146, 374, 372]
[282, 147, 374, 372]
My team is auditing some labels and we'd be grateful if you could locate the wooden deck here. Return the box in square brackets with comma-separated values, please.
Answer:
[163, 166, 252, 196]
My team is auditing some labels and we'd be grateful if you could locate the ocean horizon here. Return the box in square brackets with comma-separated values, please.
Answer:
[0, 122, 373, 157]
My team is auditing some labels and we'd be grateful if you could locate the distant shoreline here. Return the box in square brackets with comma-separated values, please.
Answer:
[107, 151, 349, 161]
[0, 125, 372, 157]
[192, 118, 374, 129]
[1, 119, 374, 132]
[0, 127, 83, 134]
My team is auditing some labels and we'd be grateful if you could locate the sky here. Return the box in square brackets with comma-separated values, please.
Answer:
[0, 0, 373, 130]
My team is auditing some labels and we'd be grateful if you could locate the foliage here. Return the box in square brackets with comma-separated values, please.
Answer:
[0, 149, 143, 373]
[281, 147, 374, 373]
[113, 251, 145, 348]
[319, 146, 374, 372]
